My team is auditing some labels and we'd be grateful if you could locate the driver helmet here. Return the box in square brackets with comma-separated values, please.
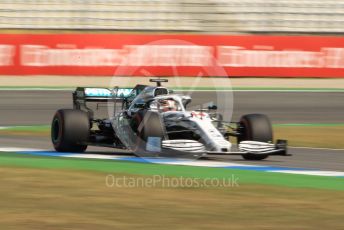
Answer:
[158, 99, 177, 112]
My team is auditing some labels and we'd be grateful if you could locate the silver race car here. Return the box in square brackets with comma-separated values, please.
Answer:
[51, 79, 289, 160]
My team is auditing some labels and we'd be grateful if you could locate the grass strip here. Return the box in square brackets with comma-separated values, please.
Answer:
[274, 126, 344, 149]
[0, 125, 50, 137]
[1, 166, 343, 229]
[0, 152, 343, 191]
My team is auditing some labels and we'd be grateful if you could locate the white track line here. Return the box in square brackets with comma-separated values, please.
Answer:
[270, 170, 344, 177]
[161, 160, 261, 168]
[290, 146, 344, 151]
[0, 147, 43, 152]
[1, 147, 344, 177]
[62, 154, 128, 160]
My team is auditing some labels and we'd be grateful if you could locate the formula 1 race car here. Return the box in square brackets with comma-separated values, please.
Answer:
[51, 79, 288, 160]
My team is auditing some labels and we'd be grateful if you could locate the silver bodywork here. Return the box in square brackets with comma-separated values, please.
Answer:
[113, 93, 231, 153]
[69, 83, 288, 158]
[163, 110, 231, 152]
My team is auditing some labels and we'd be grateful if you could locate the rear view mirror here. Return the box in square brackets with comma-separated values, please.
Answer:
[182, 96, 192, 108]
[208, 105, 217, 110]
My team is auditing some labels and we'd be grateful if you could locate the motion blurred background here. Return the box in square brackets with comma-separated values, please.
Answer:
[0, 0, 343, 34]
[0, 0, 343, 79]
[0, 1, 344, 230]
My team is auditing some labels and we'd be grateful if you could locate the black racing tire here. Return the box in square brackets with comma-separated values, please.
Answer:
[141, 111, 166, 142]
[51, 109, 90, 152]
[238, 114, 273, 160]
[134, 111, 166, 154]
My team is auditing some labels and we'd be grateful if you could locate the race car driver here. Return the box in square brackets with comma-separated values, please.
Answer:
[158, 99, 178, 112]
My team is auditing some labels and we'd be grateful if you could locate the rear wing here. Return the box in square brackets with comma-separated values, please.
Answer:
[73, 87, 134, 102]
[72, 85, 148, 117]
[73, 87, 138, 117]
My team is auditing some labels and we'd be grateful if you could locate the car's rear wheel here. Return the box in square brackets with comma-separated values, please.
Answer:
[238, 114, 272, 160]
[51, 109, 90, 152]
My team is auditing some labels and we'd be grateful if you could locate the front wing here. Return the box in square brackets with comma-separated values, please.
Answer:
[206, 140, 290, 156]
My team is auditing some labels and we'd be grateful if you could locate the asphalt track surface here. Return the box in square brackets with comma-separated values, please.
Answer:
[0, 90, 343, 171]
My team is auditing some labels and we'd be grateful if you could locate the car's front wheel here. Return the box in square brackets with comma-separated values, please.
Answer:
[51, 109, 90, 152]
[238, 114, 273, 160]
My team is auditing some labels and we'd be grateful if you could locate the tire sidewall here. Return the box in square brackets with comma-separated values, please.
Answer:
[239, 114, 272, 160]
[51, 109, 89, 152]
[51, 112, 64, 148]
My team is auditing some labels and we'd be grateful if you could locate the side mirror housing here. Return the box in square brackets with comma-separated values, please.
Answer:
[181, 96, 192, 109]
[208, 105, 217, 110]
